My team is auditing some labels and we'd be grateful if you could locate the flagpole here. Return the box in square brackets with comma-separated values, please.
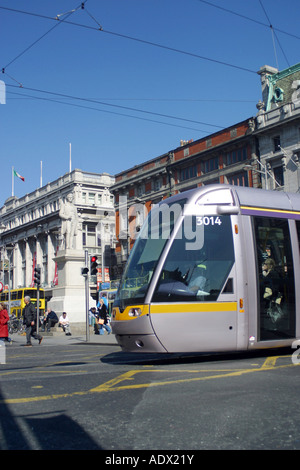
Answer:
[40, 161, 42, 188]
[12, 166, 14, 197]
[69, 143, 72, 173]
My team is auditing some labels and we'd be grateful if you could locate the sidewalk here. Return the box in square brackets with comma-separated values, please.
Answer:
[7, 330, 119, 347]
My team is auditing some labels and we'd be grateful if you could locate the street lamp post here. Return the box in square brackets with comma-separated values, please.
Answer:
[244, 160, 281, 190]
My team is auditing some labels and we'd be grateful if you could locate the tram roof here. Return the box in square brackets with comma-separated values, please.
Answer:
[159, 184, 300, 213]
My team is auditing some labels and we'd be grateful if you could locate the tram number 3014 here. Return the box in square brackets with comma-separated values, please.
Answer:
[196, 216, 222, 226]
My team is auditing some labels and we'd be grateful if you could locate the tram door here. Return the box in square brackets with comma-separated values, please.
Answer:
[150, 214, 237, 352]
[253, 217, 296, 341]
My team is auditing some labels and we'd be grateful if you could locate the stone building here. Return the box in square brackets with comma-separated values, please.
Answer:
[0, 169, 115, 329]
[254, 63, 300, 192]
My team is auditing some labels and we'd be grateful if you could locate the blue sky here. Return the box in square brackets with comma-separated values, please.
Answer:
[1, 0, 300, 205]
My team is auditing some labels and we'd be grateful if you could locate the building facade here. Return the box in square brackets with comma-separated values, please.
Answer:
[253, 64, 300, 192]
[112, 118, 256, 273]
[111, 62, 300, 274]
[0, 169, 115, 304]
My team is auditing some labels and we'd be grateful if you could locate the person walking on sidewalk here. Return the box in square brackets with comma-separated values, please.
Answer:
[97, 298, 111, 335]
[0, 302, 12, 344]
[22, 296, 43, 347]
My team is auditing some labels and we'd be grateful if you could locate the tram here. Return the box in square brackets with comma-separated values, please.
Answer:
[111, 184, 300, 353]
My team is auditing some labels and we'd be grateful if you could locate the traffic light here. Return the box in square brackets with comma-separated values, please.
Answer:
[90, 255, 98, 275]
[33, 266, 41, 286]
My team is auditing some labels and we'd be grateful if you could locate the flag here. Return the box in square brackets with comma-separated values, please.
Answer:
[13, 169, 25, 182]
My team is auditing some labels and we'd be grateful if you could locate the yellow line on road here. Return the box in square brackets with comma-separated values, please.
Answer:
[1, 359, 298, 405]
[261, 357, 278, 368]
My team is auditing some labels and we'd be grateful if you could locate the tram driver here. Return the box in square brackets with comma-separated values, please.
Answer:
[188, 264, 208, 295]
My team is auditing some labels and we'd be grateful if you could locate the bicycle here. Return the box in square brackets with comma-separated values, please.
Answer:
[8, 315, 25, 334]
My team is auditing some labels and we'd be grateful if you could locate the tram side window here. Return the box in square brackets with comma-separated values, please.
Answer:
[152, 215, 235, 302]
[254, 217, 295, 340]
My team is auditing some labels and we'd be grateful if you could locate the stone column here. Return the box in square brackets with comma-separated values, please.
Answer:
[14, 242, 22, 288]
[47, 248, 94, 334]
[25, 239, 31, 287]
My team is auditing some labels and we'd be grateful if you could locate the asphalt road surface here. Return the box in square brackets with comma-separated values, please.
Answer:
[0, 333, 300, 452]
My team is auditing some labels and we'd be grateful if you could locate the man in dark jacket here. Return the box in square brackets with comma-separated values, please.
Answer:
[43, 308, 59, 332]
[22, 296, 43, 346]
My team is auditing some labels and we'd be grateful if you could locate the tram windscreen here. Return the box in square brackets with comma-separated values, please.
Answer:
[153, 214, 235, 302]
[114, 200, 185, 309]
[114, 204, 234, 307]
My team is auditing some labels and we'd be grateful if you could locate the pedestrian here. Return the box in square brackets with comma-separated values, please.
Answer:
[0, 302, 12, 344]
[97, 293, 108, 310]
[43, 307, 59, 332]
[89, 307, 97, 326]
[58, 312, 72, 335]
[96, 298, 111, 335]
[22, 296, 43, 346]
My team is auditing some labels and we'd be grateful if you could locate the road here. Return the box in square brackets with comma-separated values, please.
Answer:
[0, 333, 300, 452]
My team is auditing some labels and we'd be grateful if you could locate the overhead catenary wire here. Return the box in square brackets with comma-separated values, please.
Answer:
[0, 1, 295, 142]
[2, 1, 89, 71]
[195, 0, 300, 42]
[258, 0, 290, 68]
[0, 5, 256, 75]
[0, 1, 298, 77]
[6, 83, 225, 130]
[6, 89, 213, 133]
[197, 0, 291, 69]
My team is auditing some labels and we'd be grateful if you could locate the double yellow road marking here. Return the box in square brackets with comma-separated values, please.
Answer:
[1, 355, 298, 405]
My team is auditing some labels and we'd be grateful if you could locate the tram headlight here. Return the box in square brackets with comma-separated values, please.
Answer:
[128, 307, 142, 317]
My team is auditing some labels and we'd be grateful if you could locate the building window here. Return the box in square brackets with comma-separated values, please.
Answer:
[153, 179, 161, 191]
[273, 136, 281, 152]
[273, 165, 284, 187]
[88, 193, 96, 204]
[82, 223, 96, 247]
[226, 171, 249, 187]
[180, 165, 197, 181]
[225, 147, 247, 166]
[202, 157, 219, 174]
[137, 185, 144, 197]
